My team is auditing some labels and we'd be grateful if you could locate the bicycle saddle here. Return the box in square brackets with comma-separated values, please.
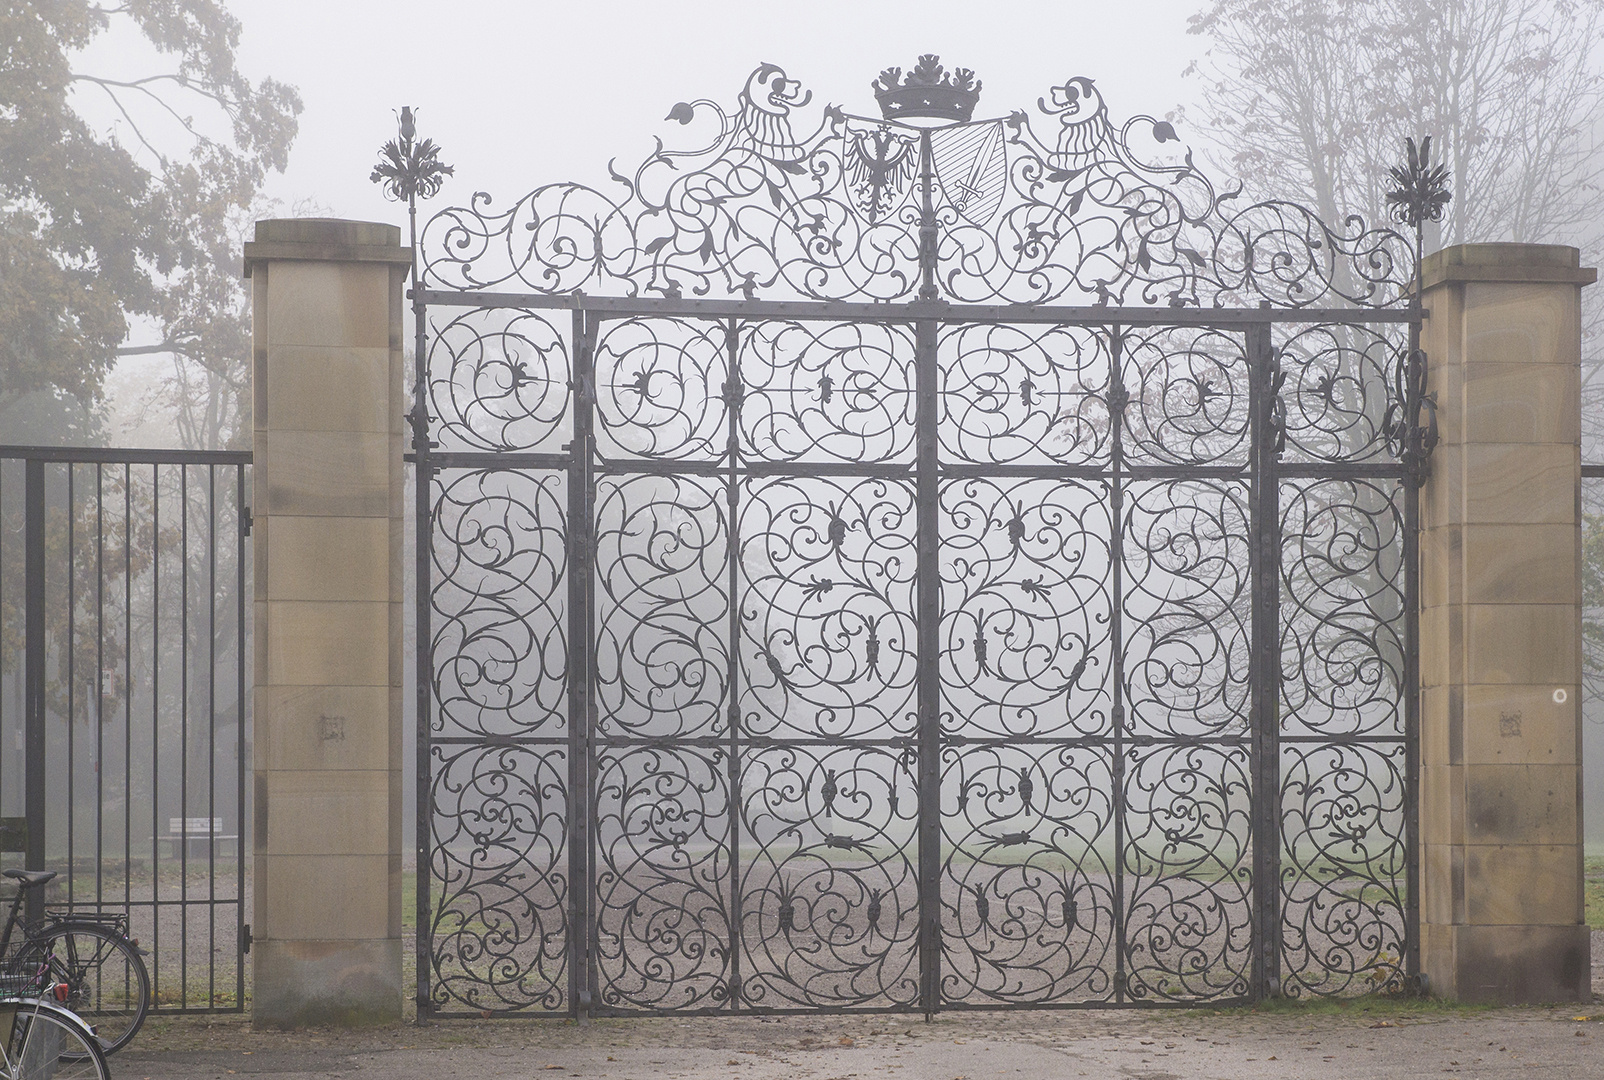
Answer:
[2, 869, 57, 887]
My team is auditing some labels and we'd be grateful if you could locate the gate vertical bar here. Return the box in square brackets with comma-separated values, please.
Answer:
[24, 458, 46, 925]
[914, 121, 942, 1018]
[567, 303, 596, 1018]
[915, 313, 941, 1017]
[1246, 318, 1282, 1001]
[1108, 328, 1127, 1004]
[1402, 304, 1424, 988]
[413, 271, 436, 1018]
[723, 318, 743, 1012]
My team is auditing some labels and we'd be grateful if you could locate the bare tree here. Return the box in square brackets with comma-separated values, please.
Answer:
[1186, 0, 1604, 704]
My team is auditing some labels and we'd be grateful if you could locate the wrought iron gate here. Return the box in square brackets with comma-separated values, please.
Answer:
[402, 59, 1441, 1015]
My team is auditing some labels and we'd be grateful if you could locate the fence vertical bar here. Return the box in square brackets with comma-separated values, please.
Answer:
[95, 465, 104, 914]
[24, 458, 46, 925]
[66, 465, 75, 908]
[235, 460, 247, 1013]
[1246, 318, 1282, 1001]
[180, 463, 190, 1006]
[207, 463, 217, 1007]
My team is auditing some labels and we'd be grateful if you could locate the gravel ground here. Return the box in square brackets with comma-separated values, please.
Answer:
[120, 1002, 1604, 1079]
[113, 899, 1604, 1077]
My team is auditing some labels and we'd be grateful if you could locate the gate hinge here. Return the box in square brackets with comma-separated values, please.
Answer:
[241, 923, 252, 954]
[241, 507, 253, 538]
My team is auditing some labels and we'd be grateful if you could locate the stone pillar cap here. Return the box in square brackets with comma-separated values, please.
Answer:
[1422, 243, 1597, 289]
[243, 217, 413, 278]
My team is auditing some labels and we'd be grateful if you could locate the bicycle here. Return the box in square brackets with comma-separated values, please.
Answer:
[0, 870, 149, 1057]
[0, 994, 109, 1080]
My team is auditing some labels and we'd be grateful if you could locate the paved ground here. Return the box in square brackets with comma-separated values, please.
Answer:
[122, 1001, 1604, 1080]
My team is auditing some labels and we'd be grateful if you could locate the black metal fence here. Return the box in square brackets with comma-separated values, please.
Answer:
[0, 446, 252, 1012]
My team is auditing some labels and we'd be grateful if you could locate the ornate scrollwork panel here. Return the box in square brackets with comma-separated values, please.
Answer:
[593, 474, 729, 740]
[739, 744, 921, 1009]
[595, 317, 728, 460]
[936, 322, 1113, 467]
[737, 477, 918, 739]
[939, 744, 1117, 1004]
[594, 745, 733, 1011]
[430, 469, 568, 739]
[1278, 741, 1408, 998]
[427, 308, 572, 453]
[429, 742, 569, 1013]
[1276, 323, 1404, 464]
[1279, 479, 1405, 739]
[738, 320, 917, 464]
[1122, 480, 1252, 739]
[1121, 327, 1251, 466]
[1122, 743, 1255, 1001]
[939, 477, 1113, 740]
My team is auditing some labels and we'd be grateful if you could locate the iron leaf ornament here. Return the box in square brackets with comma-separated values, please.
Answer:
[372, 106, 454, 205]
[1385, 136, 1451, 231]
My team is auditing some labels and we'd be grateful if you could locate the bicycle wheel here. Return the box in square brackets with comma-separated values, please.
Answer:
[0, 998, 110, 1080]
[27, 924, 149, 1056]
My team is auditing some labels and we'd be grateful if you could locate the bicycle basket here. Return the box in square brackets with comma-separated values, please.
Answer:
[0, 948, 49, 999]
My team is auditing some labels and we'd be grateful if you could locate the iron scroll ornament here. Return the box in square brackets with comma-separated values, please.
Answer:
[421, 61, 1415, 308]
[1382, 136, 1451, 486]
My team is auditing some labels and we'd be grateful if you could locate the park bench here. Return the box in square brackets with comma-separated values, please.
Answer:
[163, 817, 238, 859]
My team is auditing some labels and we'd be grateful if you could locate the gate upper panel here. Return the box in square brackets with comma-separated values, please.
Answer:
[420, 58, 1413, 308]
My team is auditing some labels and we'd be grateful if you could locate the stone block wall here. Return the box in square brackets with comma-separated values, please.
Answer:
[244, 219, 411, 1026]
[1419, 243, 1595, 1003]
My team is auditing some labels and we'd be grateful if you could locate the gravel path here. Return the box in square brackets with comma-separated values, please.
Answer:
[120, 1003, 1604, 1079]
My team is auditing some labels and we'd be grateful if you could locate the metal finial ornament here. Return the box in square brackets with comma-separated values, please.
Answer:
[371, 106, 455, 204]
[1384, 136, 1451, 231]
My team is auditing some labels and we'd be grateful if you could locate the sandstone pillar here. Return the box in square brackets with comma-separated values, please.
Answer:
[244, 218, 410, 1025]
[1419, 242, 1595, 1003]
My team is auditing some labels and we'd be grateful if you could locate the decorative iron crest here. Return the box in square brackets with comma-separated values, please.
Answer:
[421, 62, 1415, 307]
[874, 55, 982, 123]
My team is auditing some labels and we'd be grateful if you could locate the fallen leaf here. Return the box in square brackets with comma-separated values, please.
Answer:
[545, 1066, 564, 1071]
[838, 1037, 854, 1047]
[1268, 1056, 1278, 1061]
[728, 1060, 740, 1065]
[1370, 1021, 1396, 1028]
[1574, 1016, 1592, 1022]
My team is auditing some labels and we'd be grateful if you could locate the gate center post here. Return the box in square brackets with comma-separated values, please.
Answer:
[915, 312, 943, 1017]
[1246, 317, 1283, 1001]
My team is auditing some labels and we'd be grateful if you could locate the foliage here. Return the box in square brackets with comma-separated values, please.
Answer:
[1189, 0, 1604, 707]
[0, 1, 301, 447]
[1185, 0, 1604, 246]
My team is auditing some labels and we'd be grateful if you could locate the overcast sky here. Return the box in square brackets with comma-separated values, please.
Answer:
[225, 0, 1207, 228]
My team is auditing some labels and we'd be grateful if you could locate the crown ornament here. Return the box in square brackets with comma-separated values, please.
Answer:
[873, 55, 981, 124]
